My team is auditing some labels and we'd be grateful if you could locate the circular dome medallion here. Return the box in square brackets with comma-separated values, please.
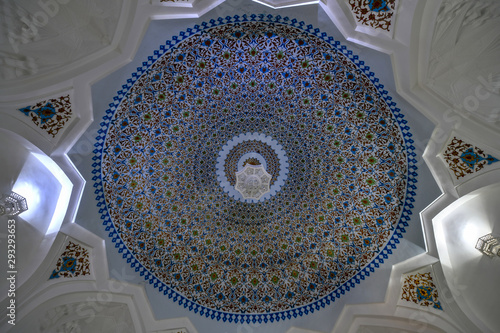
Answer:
[217, 132, 289, 203]
[235, 164, 272, 200]
[94, 15, 417, 323]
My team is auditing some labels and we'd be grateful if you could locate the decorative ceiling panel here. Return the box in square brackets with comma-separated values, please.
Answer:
[18, 94, 72, 138]
[346, 0, 397, 32]
[49, 240, 91, 280]
[0, 0, 123, 81]
[426, 0, 500, 123]
[442, 136, 499, 180]
[93, 14, 417, 323]
[400, 268, 443, 311]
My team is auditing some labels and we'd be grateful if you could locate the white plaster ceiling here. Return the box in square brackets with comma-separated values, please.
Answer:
[16, 301, 135, 333]
[433, 182, 500, 333]
[0, 0, 124, 86]
[425, 0, 500, 124]
[1, 0, 500, 332]
[0, 128, 72, 296]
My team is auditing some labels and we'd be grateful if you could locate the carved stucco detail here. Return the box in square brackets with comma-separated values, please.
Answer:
[426, 0, 500, 122]
[39, 303, 134, 333]
[0, 0, 123, 81]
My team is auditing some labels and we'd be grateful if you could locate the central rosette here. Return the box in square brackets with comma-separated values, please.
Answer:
[235, 164, 272, 199]
[216, 133, 289, 203]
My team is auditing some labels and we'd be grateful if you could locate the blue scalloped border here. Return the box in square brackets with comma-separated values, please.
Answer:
[92, 13, 418, 324]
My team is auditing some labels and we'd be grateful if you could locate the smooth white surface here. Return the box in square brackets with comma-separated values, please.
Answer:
[0, 129, 71, 297]
[433, 182, 500, 333]
[13, 152, 72, 235]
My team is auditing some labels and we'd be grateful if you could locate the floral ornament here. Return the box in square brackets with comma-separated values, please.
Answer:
[18, 95, 72, 138]
[368, 0, 392, 12]
[442, 137, 499, 179]
[49, 241, 90, 279]
[401, 272, 443, 310]
[347, 0, 397, 31]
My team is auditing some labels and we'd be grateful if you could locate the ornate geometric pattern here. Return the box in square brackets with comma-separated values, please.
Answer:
[235, 164, 272, 199]
[401, 272, 443, 310]
[49, 241, 91, 279]
[217, 133, 289, 203]
[442, 137, 499, 179]
[225, 140, 280, 187]
[347, 0, 396, 31]
[243, 157, 261, 166]
[18, 95, 72, 138]
[93, 15, 417, 323]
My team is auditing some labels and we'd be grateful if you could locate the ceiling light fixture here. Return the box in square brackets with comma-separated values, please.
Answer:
[0, 191, 28, 217]
[475, 233, 500, 257]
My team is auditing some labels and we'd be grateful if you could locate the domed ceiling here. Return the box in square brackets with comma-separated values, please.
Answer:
[93, 14, 416, 323]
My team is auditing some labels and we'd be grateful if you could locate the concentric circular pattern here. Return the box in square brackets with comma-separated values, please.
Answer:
[225, 140, 280, 186]
[243, 157, 261, 166]
[95, 16, 415, 322]
[217, 132, 289, 203]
